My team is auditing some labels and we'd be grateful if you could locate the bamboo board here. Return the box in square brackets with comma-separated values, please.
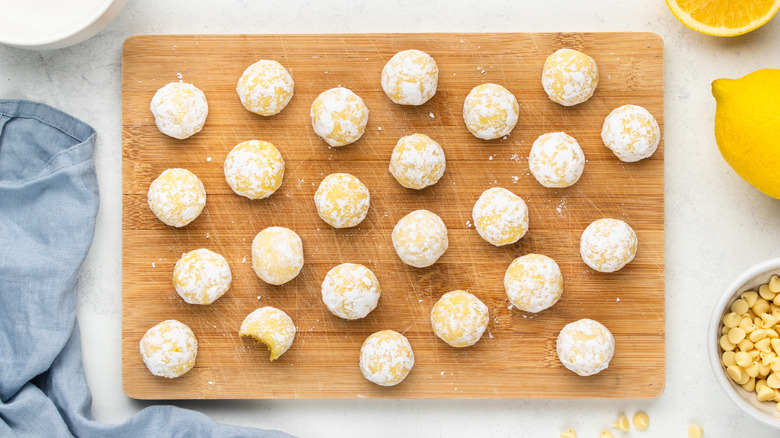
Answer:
[121, 33, 664, 399]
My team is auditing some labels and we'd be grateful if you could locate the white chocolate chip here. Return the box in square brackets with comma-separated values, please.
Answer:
[632, 412, 650, 431]
[560, 428, 577, 438]
[613, 415, 630, 432]
[687, 424, 704, 438]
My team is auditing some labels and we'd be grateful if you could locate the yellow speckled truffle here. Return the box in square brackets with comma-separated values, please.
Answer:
[389, 133, 446, 190]
[239, 306, 296, 361]
[381, 49, 438, 106]
[504, 254, 563, 313]
[462, 83, 519, 140]
[472, 187, 529, 246]
[150, 82, 208, 140]
[580, 218, 637, 273]
[251, 226, 304, 285]
[140, 319, 197, 378]
[542, 48, 599, 107]
[430, 290, 489, 348]
[147, 168, 206, 228]
[173, 248, 231, 305]
[321, 263, 381, 320]
[529, 132, 585, 188]
[556, 318, 615, 376]
[236, 60, 294, 116]
[223, 140, 285, 200]
[310, 87, 369, 147]
[392, 209, 448, 268]
[359, 330, 414, 386]
[602, 104, 660, 162]
[314, 173, 370, 228]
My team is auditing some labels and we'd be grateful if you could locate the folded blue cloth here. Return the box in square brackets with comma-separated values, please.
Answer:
[0, 100, 293, 438]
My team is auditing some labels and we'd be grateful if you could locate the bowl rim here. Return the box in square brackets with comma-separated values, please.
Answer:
[709, 256, 780, 429]
[0, 0, 115, 47]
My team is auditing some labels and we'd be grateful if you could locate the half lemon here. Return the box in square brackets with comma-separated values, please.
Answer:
[666, 0, 780, 36]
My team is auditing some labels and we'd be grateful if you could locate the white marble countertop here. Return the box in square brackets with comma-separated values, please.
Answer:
[2, 0, 780, 436]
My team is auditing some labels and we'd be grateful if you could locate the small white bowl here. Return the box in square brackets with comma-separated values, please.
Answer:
[709, 257, 780, 429]
[0, 0, 127, 50]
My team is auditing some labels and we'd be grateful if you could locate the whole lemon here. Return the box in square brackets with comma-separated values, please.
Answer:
[712, 69, 780, 199]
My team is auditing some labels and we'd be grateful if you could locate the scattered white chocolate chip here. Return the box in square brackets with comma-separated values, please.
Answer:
[600, 430, 614, 438]
[632, 412, 649, 431]
[687, 424, 703, 438]
[560, 428, 577, 438]
[613, 415, 630, 432]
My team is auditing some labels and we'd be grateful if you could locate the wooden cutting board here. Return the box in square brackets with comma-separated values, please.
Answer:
[121, 33, 664, 399]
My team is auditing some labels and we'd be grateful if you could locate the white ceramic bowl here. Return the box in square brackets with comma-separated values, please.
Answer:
[709, 257, 780, 429]
[0, 0, 127, 50]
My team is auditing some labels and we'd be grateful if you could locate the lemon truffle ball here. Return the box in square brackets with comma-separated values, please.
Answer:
[223, 140, 285, 200]
[580, 218, 638, 273]
[430, 290, 489, 348]
[150, 82, 208, 140]
[173, 248, 231, 305]
[472, 187, 529, 246]
[392, 209, 448, 268]
[381, 49, 439, 106]
[556, 318, 615, 376]
[140, 319, 197, 378]
[314, 173, 370, 228]
[389, 133, 446, 190]
[462, 83, 519, 140]
[236, 60, 294, 116]
[321, 263, 381, 320]
[504, 253, 563, 313]
[239, 306, 296, 361]
[310, 87, 369, 147]
[147, 168, 206, 228]
[359, 330, 414, 386]
[528, 132, 586, 188]
[252, 226, 304, 285]
[602, 105, 661, 162]
[542, 48, 599, 107]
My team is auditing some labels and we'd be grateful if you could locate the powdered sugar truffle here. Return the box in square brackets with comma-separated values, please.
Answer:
[381, 49, 438, 105]
[239, 306, 296, 361]
[150, 82, 208, 139]
[173, 248, 231, 305]
[602, 104, 660, 162]
[389, 133, 446, 190]
[314, 173, 370, 228]
[321, 263, 381, 320]
[529, 132, 585, 188]
[359, 330, 414, 386]
[472, 187, 529, 246]
[462, 83, 519, 140]
[430, 290, 489, 348]
[236, 60, 294, 116]
[580, 218, 637, 273]
[556, 318, 615, 376]
[140, 319, 197, 378]
[251, 227, 304, 285]
[392, 209, 448, 268]
[542, 48, 599, 107]
[147, 168, 206, 228]
[504, 253, 563, 313]
[310, 87, 369, 147]
[223, 140, 285, 200]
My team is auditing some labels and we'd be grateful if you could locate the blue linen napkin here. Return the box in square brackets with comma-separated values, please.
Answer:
[0, 100, 293, 438]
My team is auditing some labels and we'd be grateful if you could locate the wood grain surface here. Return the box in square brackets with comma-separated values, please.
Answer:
[121, 33, 665, 399]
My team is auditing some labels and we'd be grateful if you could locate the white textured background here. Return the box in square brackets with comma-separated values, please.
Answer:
[2, 0, 780, 436]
